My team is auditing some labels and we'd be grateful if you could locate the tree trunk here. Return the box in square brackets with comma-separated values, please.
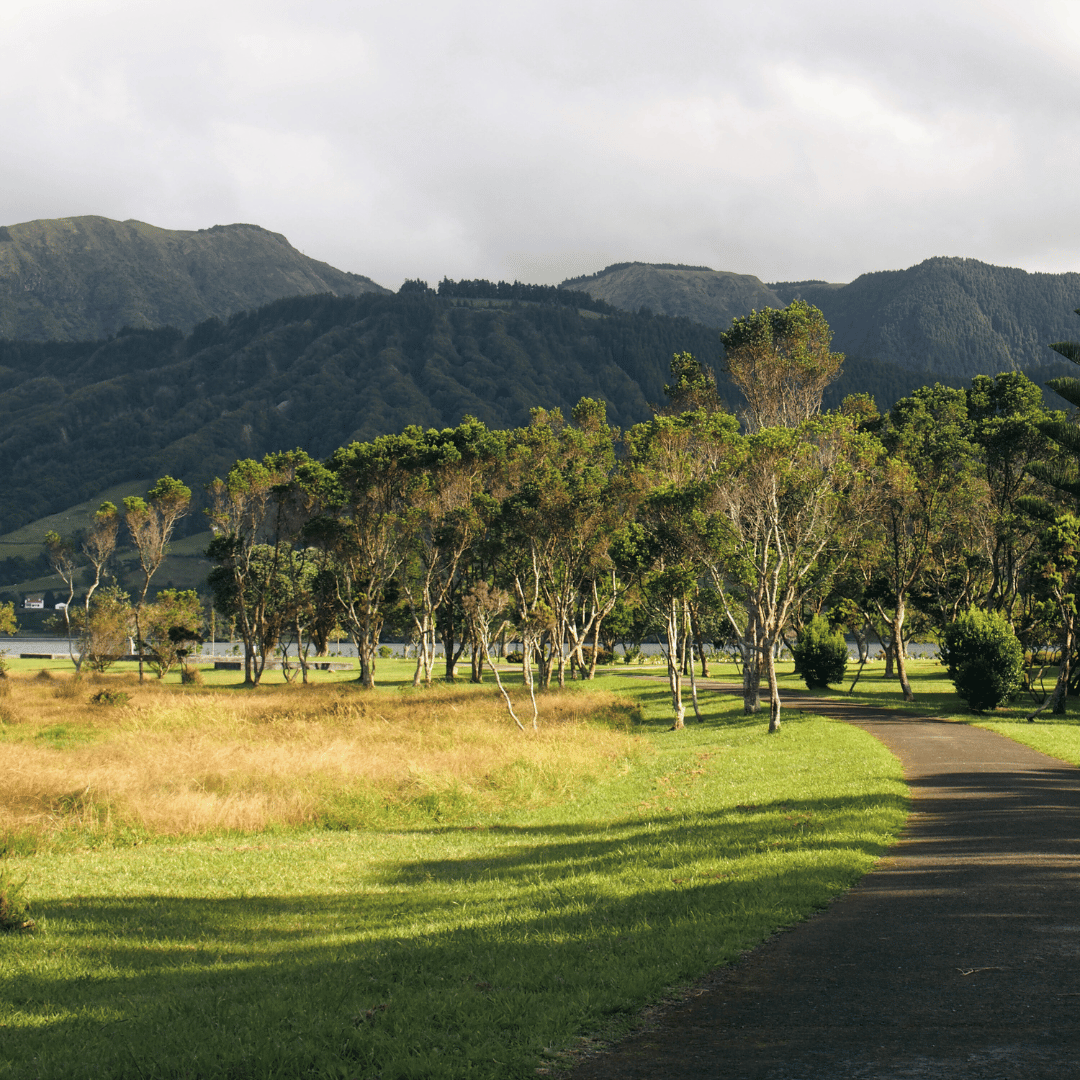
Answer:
[1052, 625, 1073, 714]
[892, 603, 914, 701]
[666, 602, 685, 729]
[764, 638, 782, 732]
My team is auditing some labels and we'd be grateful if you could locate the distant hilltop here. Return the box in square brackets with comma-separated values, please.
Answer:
[0, 216, 389, 341]
[560, 258, 1080, 379]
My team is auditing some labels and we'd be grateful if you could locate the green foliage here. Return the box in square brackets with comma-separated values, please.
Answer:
[940, 607, 1024, 712]
[79, 586, 133, 673]
[89, 689, 130, 707]
[141, 589, 203, 678]
[720, 299, 843, 429]
[791, 615, 849, 689]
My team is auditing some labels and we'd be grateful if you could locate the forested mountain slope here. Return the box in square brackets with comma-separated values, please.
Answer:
[1, 286, 1061, 540]
[0, 216, 389, 340]
[565, 258, 1080, 379]
[0, 291, 729, 533]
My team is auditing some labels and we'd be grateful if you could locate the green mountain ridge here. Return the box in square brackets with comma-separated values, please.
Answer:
[0, 216, 389, 340]
[564, 258, 1080, 378]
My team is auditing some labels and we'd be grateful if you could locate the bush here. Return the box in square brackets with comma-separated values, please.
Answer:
[378, 645, 393, 660]
[791, 615, 848, 690]
[587, 648, 615, 666]
[90, 689, 129, 707]
[504, 651, 524, 664]
[180, 665, 203, 685]
[941, 607, 1023, 712]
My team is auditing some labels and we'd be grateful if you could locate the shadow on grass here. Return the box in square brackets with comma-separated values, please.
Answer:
[2, 789, 903, 1080]
[18, 740, 1080, 1080]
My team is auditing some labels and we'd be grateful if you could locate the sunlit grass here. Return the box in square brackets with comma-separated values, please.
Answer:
[0, 668, 908, 1079]
[0, 667, 643, 850]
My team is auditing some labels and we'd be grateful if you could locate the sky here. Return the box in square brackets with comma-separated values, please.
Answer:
[4, 0, 1080, 290]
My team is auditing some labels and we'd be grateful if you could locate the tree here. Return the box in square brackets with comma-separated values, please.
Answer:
[124, 477, 191, 680]
[967, 372, 1059, 616]
[865, 385, 978, 701]
[720, 300, 844, 431]
[140, 589, 203, 679]
[206, 456, 302, 686]
[395, 419, 505, 687]
[792, 614, 848, 690]
[74, 586, 133, 673]
[314, 432, 422, 688]
[707, 414, 878, 730]
[619, 407, 741, 727]
[495, 402, 624, 690]
[44, 530, 79, 647]
[44, 502, 120, 673]
[660, 352, 722, 415]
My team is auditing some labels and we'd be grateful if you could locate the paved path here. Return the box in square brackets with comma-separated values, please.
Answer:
[568, 685, 1080, 1079]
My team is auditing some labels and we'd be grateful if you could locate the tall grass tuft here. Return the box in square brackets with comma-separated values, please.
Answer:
[0, 863, 33, 932]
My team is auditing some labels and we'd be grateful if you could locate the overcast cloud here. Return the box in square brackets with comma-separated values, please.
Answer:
[3, 0, 1079, 289]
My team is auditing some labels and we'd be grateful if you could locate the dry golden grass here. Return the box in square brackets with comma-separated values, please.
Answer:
[0, 673, 644, 843]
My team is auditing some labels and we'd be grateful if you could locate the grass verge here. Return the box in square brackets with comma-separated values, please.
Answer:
[0, 671, 906, 1079]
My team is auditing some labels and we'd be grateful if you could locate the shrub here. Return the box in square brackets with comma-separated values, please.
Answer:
[180, 665, 203, 685]
[90, 689, 129, 707]
[504, 651, 524, 664]
[940, 607, 1023, 712]
[378, 645, 393, 660]
[34, 668, 53, 682]
[586, 647, 615, 666]
[791, 615, 848, 689]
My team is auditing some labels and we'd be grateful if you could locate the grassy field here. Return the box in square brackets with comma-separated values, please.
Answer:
[0, 660, 907, 1079]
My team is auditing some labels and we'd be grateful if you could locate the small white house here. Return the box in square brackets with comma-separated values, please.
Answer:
[54, 602, 68, 611]
[23, 596, 44, 610]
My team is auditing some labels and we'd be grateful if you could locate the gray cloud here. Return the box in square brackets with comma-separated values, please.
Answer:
[2, 0, 1079, 289]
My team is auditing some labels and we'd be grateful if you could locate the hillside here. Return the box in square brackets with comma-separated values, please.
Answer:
[0, 216, 389, 340]
[561, 263, 785, 328]
[564, 259, 1080, 379]
[0, 291, 729, 535]
[0, 285, 989, 543]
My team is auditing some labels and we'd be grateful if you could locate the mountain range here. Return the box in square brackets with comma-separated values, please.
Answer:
[2, 214, 1080, 555]
[562, 259, 1080, 378]
[0, 216, 388, 341]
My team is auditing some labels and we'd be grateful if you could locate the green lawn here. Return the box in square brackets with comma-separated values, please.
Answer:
[0, 671, 907, 1080]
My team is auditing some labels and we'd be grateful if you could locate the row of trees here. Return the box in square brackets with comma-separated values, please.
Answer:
[44, 301, 1080, 732]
